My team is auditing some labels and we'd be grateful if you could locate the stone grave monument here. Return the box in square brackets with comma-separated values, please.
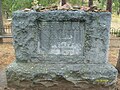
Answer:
[6, 10, 118, 90]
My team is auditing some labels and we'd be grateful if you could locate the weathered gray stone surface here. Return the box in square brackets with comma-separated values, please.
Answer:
[6, 10, 118, 89]
[7, 62, 117, 86]
[12, 10, 111, 64]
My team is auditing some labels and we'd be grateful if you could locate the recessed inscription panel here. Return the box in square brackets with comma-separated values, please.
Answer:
[38, 22, 85, 57]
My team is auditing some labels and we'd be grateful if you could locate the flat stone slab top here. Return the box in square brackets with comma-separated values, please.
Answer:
[6, 10, 118, 90]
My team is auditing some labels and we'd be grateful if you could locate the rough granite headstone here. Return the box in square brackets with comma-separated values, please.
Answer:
[6, 10, 118, 90]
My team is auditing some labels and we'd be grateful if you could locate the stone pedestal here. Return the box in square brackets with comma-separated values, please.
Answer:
[6, 10, 118, 90]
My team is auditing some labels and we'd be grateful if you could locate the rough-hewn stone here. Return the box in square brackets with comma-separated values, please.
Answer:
[12, 10, 111, 64]
[6, 10, 118, 89]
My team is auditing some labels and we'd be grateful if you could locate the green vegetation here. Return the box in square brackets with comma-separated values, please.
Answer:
[0, 0, 4, 34]
[1, 0, 120, 18]
[2, 0, 32, 18]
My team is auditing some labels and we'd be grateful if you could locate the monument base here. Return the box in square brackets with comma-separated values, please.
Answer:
[7, 82, 116, 90]
[6, 62, 117, 90]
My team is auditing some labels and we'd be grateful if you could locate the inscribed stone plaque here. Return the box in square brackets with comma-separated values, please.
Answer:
[37, 21, 85, 61]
